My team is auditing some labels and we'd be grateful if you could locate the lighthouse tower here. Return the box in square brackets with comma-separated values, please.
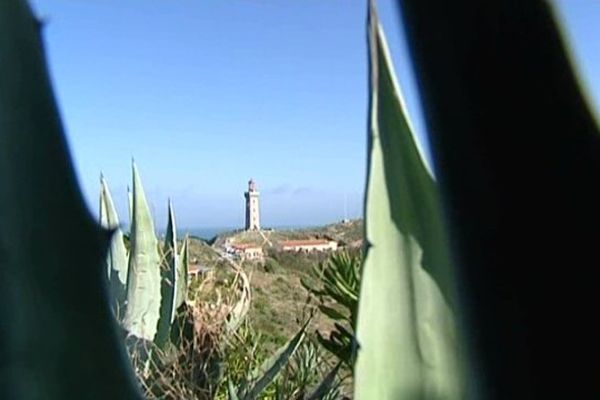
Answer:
[244, 179, 261, 231]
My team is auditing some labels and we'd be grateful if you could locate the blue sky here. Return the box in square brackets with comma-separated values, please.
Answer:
[29, 0, 599, 229]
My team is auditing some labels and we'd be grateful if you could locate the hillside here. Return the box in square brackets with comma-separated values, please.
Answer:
[186, 237, 221, 267]
[185, 219, 363, 352]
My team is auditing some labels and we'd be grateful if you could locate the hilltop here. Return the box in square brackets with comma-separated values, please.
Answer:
[211, 218, 363, 249]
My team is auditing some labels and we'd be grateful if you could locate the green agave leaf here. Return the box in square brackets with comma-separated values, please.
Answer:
[323, 269, 358, 302]
[243, 320, 310, 400]
[228, 380, 241, 400]
[99, 180, 111, 279]
[155, 200, 178, 348]
[175, 234, 189, 310]
[305, 361, 342, 400]
[354, 3, 463, 399]
[0, 0, 141, 398]
[100, 175, 129, 319]
[122, 162, 162, 341]
[322, 287, 354, 310]
[127, 185, 133, 228]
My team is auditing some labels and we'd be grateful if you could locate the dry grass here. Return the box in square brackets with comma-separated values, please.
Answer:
[247, 268, 336, 351]
[127, 267, 249, 400]
[124, 236, 360, 399]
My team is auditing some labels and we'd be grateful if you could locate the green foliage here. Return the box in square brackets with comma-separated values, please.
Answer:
[122, 162, 163, 341]
[219, 322, 269, 395]
[268, 249, 331, 275]
[225, 264, 252, 335]
[262, 257, 282, 273]
[155, 201, 179, 348]
[353, 3, 463, 398]
[100, 174, 129, 318]
[305, 360, 343, 400]
[220, 322, 342, 400]
[274, 341, 343, 400]
[176, 235, 190, 309]
[4, 1, 462, 399]
[102, 164, 189, 349]
[302, 252, 361, 368]
[239, 319, 309, 400]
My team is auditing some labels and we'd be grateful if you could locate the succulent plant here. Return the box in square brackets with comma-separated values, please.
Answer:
[5, 0, 593, 397]
[353, 2, 464, 399]
[100, 163, 189, 349]
[100, 175, 130, 319]
[302, 251, 361, 368]
[228, 320, 310, 400]
[0, 0, 142, 398]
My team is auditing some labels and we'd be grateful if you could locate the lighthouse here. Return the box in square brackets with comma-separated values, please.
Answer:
[244, 179, 261, 231]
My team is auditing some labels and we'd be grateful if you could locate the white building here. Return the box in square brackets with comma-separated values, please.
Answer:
[230, 243, 264, 261]
[244, 179, 260, 231]
[279, 239, 338, 252]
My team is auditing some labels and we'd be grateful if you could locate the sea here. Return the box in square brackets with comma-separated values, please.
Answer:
[182, 227, 236, 241]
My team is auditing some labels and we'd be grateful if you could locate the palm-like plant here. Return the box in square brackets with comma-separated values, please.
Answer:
[302, 251, 361, 368]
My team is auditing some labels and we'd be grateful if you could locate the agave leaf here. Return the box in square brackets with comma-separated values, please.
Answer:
[323, 270, 358, 302]
[155, 200, 178, 348]
[228, 380, 241, 400]
[99, 180, 110, 278]
[0, 1, 141, 398]
[122, 162, 162, 341]
[127, 185, 133, 228]
[243, 320, 309, 400]
[100, 175, 129, 319]
[354, 3, 463, 399]
[175, 234, 189, 309]
[305, 361, 342, 400]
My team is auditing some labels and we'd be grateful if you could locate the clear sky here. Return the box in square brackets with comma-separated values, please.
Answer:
[28, 0, 599, 230]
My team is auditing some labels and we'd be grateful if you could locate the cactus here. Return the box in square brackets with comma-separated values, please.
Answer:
[353, 3, 463, 399]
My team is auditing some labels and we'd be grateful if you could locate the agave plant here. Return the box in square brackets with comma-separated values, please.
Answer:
[229, 319, 309, 400]
[302, 251, 361, 368]
[274, 340, 344, 400]
[0, 1, 143, 398]
[353, 2, 465, 399]
[99, 174, 130, 319]
[99, 162, 189, 348]
[4, 0, 595, 398]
